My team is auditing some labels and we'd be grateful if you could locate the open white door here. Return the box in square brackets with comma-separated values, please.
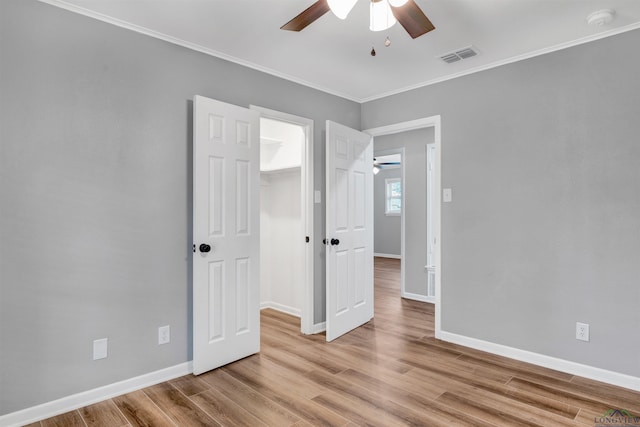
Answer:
[193, 95, 260, 375]
[326, 120, 374, 342]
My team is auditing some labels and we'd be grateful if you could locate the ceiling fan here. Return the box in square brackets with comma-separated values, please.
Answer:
[281, 0, 435, 40]
[373, 157, 401, 174]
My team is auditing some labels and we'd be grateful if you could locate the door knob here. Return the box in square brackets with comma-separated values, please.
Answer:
[199, 243, 211, 253]
[330, 238, 340, 246]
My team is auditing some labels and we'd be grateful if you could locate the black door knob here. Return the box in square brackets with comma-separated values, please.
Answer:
[199, 243, 211, 253]
[330, 238, 340, 246]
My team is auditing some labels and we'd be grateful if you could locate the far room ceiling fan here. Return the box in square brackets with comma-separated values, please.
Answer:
[281, 0, 435, 40]
[373, 157, 401, 174]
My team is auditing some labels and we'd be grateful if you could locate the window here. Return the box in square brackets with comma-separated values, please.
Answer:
[385, 178, 401, 215]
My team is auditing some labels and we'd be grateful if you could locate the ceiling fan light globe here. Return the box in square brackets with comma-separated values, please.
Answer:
[327, 0, 358, 20]
[370, 0, 397, 31]
[388, 0, 408, 7]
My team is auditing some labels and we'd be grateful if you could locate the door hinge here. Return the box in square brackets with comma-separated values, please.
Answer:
[305, 236, 310, 243]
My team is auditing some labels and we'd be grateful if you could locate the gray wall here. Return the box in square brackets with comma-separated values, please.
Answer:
[362, 29, 640, 377]
[0, 0, 360, 414]
[3, 0, 640, 416]
[374, 130, 434, 296]
[373, 166, 401, 256]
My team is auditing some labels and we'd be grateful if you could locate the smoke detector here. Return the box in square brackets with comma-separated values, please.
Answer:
[587, 9, 615, 27]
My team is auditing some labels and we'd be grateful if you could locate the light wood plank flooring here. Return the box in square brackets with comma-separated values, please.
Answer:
[29, 257, 640, 426]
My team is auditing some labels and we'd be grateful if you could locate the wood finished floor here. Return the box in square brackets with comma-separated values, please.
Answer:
[29, 257, 640, 426]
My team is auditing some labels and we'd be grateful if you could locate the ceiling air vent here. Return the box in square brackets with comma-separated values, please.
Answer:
[439, 46, 478, 64]
[440, 53, 461, 64]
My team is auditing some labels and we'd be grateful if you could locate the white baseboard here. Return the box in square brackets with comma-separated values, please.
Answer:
[260, 301, 301, 317]
[312, 321, 326, 334]
[438, 331, 640, 392]
[402, 291, 435, 304]
[0, 362, 193, 427]
[373, 253, 402, 259]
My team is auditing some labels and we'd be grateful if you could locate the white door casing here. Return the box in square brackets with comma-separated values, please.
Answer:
[325, 120, 374, 342]
[426, 143, 436, 299]
[250, 105, 315, 335]
[193, 95, 260, 375]
[363, 116, 442, 335]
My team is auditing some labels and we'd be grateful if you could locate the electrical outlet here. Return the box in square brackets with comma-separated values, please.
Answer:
[158, 325, 170, 345]
[576, 322, 590, 342]
[93, 338, 108, 360]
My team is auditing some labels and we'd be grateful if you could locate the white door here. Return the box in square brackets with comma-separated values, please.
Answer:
[325, 120, 374, 342]
[193, 95, 260, 375]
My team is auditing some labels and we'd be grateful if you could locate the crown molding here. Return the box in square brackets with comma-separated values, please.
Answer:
[361, 22, 640, 103]
[37, 1, 640, 104]
[37, 0, 361, 103]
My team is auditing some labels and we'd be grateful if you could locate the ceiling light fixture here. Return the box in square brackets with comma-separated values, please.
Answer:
[281, 1, 435, 40]
[327, 0, 358, 20]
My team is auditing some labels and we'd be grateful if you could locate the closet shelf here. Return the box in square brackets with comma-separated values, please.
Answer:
[260, 165, 301, 174]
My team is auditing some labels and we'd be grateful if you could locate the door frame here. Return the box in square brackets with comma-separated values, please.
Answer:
[363, 116, 442, 337]
[250, 105, 315, 335]
[372, 147, 406, 296]
[426, 142, 436, 303]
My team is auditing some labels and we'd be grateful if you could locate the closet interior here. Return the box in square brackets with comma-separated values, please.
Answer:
[259, 118, 304, 317]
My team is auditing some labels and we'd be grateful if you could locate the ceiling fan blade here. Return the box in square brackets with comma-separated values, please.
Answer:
[281, 0, 331, 32]
[390, 0, 435, 39]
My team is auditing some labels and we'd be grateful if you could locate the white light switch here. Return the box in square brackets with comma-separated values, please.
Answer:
[93, 338, 108, 360]
[314, 190, 321, 203]
[443, 188, 452, 203]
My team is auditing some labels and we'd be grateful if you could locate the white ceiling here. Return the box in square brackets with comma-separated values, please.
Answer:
[42, 0, 640, 102]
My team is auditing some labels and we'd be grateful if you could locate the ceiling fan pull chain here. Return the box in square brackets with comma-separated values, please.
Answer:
[384, 0, 392, 47]
[370, 0, 377, 56]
